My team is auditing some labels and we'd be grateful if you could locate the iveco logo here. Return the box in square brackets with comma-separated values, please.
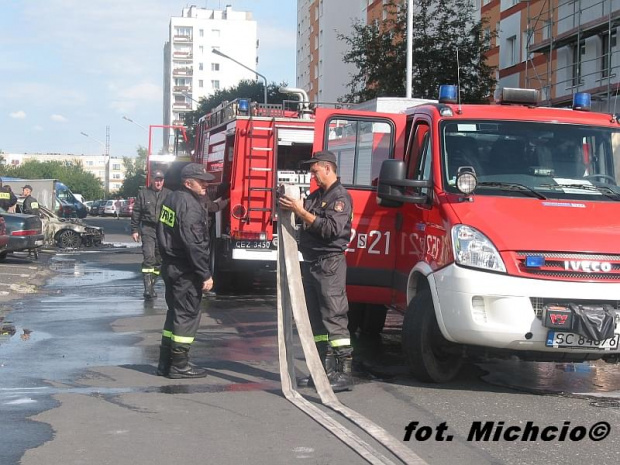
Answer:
[564, 260, 613, 273]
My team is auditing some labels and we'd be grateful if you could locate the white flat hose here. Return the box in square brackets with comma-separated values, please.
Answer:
[276, 185, 427, 465]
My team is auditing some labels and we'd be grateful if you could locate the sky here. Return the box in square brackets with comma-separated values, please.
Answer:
[0, 0, 297, 158]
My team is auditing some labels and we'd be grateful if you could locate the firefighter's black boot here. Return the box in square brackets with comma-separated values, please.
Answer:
[148, 273, 157, 298]
[328, 354, 354, 392]
[156, 345, 171, 377]
[143, 274, 154, 299]
[297, 345, 335, 388]
[168, 348, 207, 379]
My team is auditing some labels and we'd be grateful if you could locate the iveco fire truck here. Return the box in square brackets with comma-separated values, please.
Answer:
[311, 86, 620, 383]
[192, 88, 317, 290]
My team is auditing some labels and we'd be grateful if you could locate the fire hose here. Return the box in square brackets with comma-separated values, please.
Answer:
[276, 184, 427, 465]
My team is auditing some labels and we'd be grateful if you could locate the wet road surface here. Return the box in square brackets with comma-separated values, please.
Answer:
[0, 246, 619, 464]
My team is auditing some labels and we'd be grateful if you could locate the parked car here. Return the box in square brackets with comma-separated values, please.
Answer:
[120, 198, 134, 217]
[89, 200, 104, 216]
[103, 199, 117, 216]
[0, 216, 8, 254]
[0, 209, 44, 262]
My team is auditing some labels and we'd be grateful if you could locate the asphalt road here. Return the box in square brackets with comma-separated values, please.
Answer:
[0, 219, 618, 464]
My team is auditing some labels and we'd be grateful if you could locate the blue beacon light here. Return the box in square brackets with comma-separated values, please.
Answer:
[572, 93, 591, 111]
[238, 99, 250, 113]
[439, 85, 458, 104]
[525, 255, 545, 268]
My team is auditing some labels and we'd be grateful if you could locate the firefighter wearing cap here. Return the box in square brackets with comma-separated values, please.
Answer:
[21, 185, 40, 216]
[0, 178, 17, 212]
[131, 171, 171, 299]
[156, 163, 214, 379]
[278, 150, 354, 392]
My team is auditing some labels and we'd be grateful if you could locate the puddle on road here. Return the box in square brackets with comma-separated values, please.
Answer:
[479, 359, 620, 400]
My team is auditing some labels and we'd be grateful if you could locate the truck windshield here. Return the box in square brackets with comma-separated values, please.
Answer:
[441, 121, 620, 200]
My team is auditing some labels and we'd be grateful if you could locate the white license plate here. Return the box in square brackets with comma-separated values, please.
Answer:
[234, 240, 272, 249]
[546, 331, 620, 350]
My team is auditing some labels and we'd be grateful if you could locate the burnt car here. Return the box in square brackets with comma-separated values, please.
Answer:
[38, 205, 104, 248]
[0, 209, 44, 262]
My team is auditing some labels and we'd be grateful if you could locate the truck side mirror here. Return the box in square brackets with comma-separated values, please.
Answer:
[377, 159, 431, 207]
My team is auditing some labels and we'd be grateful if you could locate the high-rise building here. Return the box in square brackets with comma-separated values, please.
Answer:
[163, 5, 257, 145]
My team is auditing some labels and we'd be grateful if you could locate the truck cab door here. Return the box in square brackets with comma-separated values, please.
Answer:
[313, 108, 407, 305]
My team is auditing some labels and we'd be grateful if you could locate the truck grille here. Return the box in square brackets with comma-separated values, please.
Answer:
[513, 251, 620, 282]
[530, 297, 620, 319]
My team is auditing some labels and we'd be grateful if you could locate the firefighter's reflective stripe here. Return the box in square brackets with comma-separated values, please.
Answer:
[330, 338, 351, 347]
[31, 202, 39, 209]
[313, 334, 328, 343]
[171, 334, 194, 344]
[142, 267, 155, 273]
[160, 205, 175, 227]
[152, 269, 160, 276]
[0, 193, 9, 200]
[162, 330, 194, 344]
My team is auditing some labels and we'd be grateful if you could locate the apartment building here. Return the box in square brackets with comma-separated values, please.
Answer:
[0, 153, 127, 194]
[163, 4, 258, 143]
[299, 0, 620, 112]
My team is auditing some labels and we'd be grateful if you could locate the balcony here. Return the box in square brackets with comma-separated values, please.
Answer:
[172, 51, 193, 60]
[173, 34, 193, 43]
[172, 102, 192, 110]
[173, 67, 193, 76]
[173, 85, 192, 93]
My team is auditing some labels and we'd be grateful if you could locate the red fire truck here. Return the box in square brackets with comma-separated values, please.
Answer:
[192, 89, 317, 290]
[311, 86, 620, 383]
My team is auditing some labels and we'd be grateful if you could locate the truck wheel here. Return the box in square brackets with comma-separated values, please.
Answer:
[402, 289, 463, 383]
[0, 251, 7, 262]
[57, 230, 81, 249]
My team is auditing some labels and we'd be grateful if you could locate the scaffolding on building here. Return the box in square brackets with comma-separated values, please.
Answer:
[525, 0, 620, 112]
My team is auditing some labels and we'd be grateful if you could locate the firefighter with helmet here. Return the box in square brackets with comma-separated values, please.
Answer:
[278, 150, 355, 392]
[131, 170, 171, 299]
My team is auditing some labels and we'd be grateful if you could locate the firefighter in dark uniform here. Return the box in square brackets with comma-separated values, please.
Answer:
[131, 170, 171, 299]
[278, 150, 354, 391]
[0, 178, 17, 212]
[21, 185, 40, 216]
[156, 163, 214, 379]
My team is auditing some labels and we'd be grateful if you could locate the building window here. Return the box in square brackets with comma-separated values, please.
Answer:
[112, 164, 121, 171]
[211, 80, 220, 90]
[199, 29, 204, 37]
[199, 80, 204, 88]
[86, 160, 94, 166]
[211, 63, 220, 71]
[543, 20, 551, 41]
[484, 27, 491, 47]
[199, 45, 204, 54]
[601, 31, 617, 78]
[112, 173, 122, 180]
[507, 35, 518, 66]
[199, 62, 203, 71]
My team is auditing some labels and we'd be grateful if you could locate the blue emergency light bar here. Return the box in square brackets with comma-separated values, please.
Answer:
[238, 99, 250, 113]
[525, 255, 545, 268]
[572, 92, 591, 111]
[439, 85, 458, 104]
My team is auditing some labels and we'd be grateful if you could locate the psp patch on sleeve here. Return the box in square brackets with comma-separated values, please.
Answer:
[334, 200, 345, 212]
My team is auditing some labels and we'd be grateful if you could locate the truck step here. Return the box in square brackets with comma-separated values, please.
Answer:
[251, 147, 273, 152]
[250, 167, 272, 172]
[249, 207, 272, 212]
[249, 187, 273, 192]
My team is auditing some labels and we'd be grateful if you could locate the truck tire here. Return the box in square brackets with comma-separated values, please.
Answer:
[0, 251, 7, 262]
[402, 289, 463, 383]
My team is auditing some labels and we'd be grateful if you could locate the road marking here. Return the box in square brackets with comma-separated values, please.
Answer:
[0, 273, 30, 277]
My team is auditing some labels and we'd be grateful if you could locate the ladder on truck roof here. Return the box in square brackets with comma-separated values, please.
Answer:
[245, 116, 277, 224]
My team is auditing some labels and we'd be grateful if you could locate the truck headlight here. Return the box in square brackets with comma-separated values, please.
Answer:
[451, 225, 506, 273]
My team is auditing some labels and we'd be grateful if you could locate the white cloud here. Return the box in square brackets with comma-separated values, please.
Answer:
[10, 110, 27, 119]
[50, 114, 68, 123]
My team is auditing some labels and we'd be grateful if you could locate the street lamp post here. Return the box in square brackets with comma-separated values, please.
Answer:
[122, 115, 148, 132]
[81, 129, 110, 199]
[212, 48, 268, 105]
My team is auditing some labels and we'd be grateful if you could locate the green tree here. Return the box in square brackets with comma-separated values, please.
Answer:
[0, 159, 104, 200]
[117, 146, 147, 199]
[339, 0, 496, 103]
[182, 79, 292, 144]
